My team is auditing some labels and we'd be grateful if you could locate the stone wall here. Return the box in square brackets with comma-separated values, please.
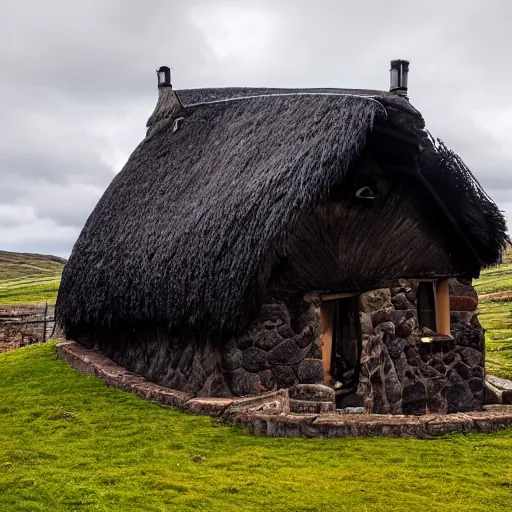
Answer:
[95, 296, 325, 399]
[356, 280, 484, 414]
[221, 297, 325, 396]
[0, 305, 55, 353]
[84, 279, 484, 413]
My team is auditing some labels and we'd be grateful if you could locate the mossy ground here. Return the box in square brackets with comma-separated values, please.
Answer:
[1, 343, 512, 512]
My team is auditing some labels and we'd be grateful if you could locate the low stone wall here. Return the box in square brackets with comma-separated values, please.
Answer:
[77, 278, 486, 413]
[56, 341, 512, 438]
[0, 305, 55, 353]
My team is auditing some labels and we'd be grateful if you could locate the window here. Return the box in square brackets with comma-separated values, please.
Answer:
[416, 279, 451, 337]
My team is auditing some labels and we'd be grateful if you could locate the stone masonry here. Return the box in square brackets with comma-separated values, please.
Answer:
[356, 279, 484, 414]
[222, 297, 325, 396]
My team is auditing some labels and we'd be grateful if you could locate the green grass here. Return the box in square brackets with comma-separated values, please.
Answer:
[0, 250, 65, 306]
[0, 278, 61, 306]
[475, 248, 512, 380]
[1, 343, 512, 512]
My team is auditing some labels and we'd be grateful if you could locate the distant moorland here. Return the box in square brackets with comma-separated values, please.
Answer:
[0, 250, 66, 306]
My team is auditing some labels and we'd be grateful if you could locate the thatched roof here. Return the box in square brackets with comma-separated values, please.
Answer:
[56, 87, 508, 339]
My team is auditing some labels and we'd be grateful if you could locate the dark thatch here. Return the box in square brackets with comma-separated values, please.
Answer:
[418, 132, 509, 266]
[56, 87, 508, 343]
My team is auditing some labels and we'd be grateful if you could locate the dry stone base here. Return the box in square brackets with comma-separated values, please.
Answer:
[82, 297, 324, 398]
[221, 298, 324, 395]
[57, 341, 512, 438]
[356, 281, 485, 415]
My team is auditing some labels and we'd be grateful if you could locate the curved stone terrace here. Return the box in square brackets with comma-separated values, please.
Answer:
[56, 341, 512, 439]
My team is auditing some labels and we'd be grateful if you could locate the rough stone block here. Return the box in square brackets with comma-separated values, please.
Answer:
[360, 289, 392, 313]
[272, 365, 297, 388]
[227, 368, 261, 396]
[184, 397, 234, 416]
[456, 347, 483, 367]
[297, 358, 324, 384]
[253, 329, 283, 351]
[375, 322, 395, 338]
[392, 293, 414, 311]
[384, 337, 406, 359]
[402, 381, 426, 415]
[259, 369, 275, 390]
[290, 384, 335, 402]
[222, 348, 243, 371]
[267, 339, 303, 365]
[424, 414, 476, 436]
[290, 399, 334, 414]
[222, 389, 290, 419]
[277, 324, 295, 339]
[242, 346, 267, 372]
[359, 313, 373, 335]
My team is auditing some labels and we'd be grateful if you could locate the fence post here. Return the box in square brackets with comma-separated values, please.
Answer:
[42, 301, 48, 344]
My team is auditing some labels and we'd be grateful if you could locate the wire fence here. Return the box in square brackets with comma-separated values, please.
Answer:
[0, 303, 57, 352]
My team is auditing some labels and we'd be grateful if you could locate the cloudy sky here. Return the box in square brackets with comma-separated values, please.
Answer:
[1, 0, 510, 257]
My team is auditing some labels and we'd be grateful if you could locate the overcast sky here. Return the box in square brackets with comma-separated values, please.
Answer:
[1, 0, 510, 257]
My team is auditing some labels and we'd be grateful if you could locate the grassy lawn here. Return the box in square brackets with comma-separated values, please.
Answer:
[1, 343, 512, 512]
[475, 248, 512, 380]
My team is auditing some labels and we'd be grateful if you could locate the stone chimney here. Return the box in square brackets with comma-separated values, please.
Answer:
[157, 66, 172, 88]
[146, 65, 182, 136]
[389, 60, 409, 97]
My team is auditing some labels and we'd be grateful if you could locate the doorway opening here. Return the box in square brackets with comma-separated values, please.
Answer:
[321, 295, 362, 408]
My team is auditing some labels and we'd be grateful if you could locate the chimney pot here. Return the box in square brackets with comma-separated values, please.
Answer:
[390, 60, 409, 97]
[157, 65, 172, 88]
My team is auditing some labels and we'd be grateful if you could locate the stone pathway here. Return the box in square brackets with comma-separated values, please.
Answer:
[56, 341, 512, 438]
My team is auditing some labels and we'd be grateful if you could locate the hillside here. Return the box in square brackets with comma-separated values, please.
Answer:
[474, 247, 512, 379]
[0, 250, 65, 306]
[0, 250, 66, 280]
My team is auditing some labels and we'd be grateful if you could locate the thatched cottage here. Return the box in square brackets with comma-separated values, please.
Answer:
[57, 60, 509, 415]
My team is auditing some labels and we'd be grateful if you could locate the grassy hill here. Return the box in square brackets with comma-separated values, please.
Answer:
[0, 250, 66, 280]
[0, 250, 65, 306]
[474, 247, 512, 379]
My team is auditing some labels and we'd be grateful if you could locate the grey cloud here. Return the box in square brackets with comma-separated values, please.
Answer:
[0, 0, 510, 256]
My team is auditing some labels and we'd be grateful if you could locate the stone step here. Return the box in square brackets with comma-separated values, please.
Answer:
[289, 399, 335, 414]
[289, 384, 335, 402]
[484, 375, 512, 405]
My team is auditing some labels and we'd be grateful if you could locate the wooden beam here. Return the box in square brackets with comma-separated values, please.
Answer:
[320, 301, 335, 385]
[435, 278, 451, 336]
[321, 292, 358, 301]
